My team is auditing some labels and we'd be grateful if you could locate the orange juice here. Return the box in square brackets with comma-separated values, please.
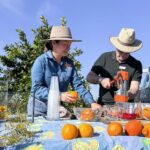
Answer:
[114, 95, 128, 102]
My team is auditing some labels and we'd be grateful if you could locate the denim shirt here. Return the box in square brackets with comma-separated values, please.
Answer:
[31, 51, 95, 105]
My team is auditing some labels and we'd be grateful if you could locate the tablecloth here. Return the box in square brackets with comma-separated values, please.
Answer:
[1, 117, 150, 150]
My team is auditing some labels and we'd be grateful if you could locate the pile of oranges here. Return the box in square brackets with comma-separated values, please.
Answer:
[61, 120, 150, 140]
[61, 123, 93, 140]
[107, 120, 150, 138]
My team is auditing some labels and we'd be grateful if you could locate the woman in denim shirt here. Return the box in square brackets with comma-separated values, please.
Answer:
[27, 26, 101, 116]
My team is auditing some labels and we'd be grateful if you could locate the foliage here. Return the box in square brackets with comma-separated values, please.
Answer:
[8, 92, 29, 113]
[61, 17, 67, 26]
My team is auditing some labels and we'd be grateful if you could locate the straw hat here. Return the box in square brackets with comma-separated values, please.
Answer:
[42, 26, 81, 42]
[110, 28, 142, 53]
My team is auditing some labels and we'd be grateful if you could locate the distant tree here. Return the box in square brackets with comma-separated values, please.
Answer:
[0, 16, 51, 92]
[0, 16, 89, 112]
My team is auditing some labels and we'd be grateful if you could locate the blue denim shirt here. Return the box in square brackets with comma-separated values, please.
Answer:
[31, 51, 95, 105]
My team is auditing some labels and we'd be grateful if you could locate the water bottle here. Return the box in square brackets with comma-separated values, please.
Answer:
[47, 75, 60, 120]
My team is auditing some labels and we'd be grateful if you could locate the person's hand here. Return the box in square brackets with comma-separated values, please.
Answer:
[60, 92, 77, 103]
[91, 102, 102, 110]
[100, 78, 111, 89]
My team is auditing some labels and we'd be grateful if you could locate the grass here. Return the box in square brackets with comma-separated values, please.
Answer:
[0, 113, 36, 147]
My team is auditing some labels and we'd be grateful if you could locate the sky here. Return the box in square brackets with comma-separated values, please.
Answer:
[0, 0, 150, 99]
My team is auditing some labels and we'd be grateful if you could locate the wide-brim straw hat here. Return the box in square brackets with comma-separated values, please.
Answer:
[110, 28, 142, 53]
[41, 26, 81, 42]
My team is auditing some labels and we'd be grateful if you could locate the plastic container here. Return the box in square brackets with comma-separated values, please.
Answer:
[141, 103, 150, 120]
[73, 107, 102, 121]
[102, 105, 119, 121]
[47, 75, 60, 121]
[117, 102, 142, 120]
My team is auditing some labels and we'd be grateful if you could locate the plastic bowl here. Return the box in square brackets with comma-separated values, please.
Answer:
[116, 102, 142, 120]
[99, 104, 119, 121]
[141, 103, 150, 120]
[73, 107, 102, 121]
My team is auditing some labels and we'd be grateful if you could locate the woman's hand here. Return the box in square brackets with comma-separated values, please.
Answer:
[91, 102, 102, 110]
[60, 92, 77, 103]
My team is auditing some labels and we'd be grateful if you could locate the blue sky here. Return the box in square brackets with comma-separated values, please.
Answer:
[0, 0, 150, 99]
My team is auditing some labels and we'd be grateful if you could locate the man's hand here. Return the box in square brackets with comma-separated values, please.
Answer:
[100, 78, 111, 89]
[128, 81, 140, 99]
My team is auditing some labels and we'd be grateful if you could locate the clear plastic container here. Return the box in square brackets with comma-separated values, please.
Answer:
[47, 75, 60, 121]
[73, 107, 103, 121]
[116, 102, 142, 120]
[102, 105, 119, 121]
[141, 103, 150, 120]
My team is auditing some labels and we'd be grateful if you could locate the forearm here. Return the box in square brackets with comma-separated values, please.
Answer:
[81, 91, 96, 105]
[128, 89, 138, 100]
[86, 71, 103, 84]
[71, 70, 95, 105]
[31, 85, 48, 101]
[72, 80, 95, 105]
[128, 81, 140, 100]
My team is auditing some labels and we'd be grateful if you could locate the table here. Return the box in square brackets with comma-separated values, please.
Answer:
[1, 117, 150, 150]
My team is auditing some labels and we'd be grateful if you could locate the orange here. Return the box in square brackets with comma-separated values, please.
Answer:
[142, 123, 150, 138]
[107, 122, 123, 136]
[125, 120, 143, 136]
[0, 105, 7, 113]
[80, 108, 94, 121]
[143, 107, 150, 119]
[69, 91, 78, 101]
[0, 105, 7, 119]
[78, 123, 94, 138]
[61, 124, 78, 140]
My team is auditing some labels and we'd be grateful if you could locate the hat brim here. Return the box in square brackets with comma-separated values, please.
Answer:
[41, 38, 81, 42]
[110, 37, 142, 53]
